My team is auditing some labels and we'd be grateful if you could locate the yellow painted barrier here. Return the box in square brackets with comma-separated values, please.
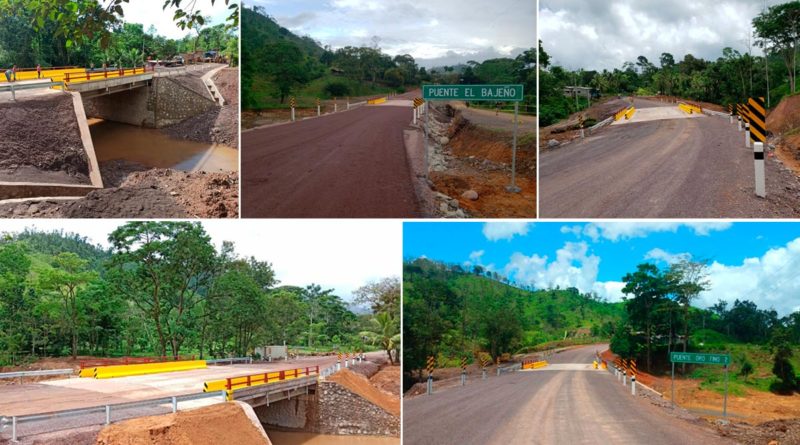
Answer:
[614, 108, 628, 121]
[522, 360, 549, 370]
[90, 360, 207, 379]
[678, 103, 702, 115]
[78, 368, 95, 378]
[624, 107, 636, 120]
[203, 367, 320, 401]
[367, 97, 388, 105]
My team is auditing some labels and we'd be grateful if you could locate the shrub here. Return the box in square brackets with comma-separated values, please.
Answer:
[324, 81, 350, 97]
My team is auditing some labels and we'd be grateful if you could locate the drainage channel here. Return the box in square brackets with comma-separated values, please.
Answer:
[264, 430, 399, 444]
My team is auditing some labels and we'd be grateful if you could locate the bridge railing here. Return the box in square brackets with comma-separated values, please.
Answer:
[0, 390, 226, 442]
[206, 357, 253, 366]
[203, 366, 320, 393]
[64, 66, 154, 84]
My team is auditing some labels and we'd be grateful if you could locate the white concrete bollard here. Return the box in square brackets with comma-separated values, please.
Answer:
[738, 117, 742, 131]
[334, 103, 338, 112]
[746, 123, 751, 148]
[461, 372, 466, 386]
[754, 142, 766, 198]
[623, 374, 627, 386]
[730, 115, 734, 124]
[413, 107, 417, 125]
[336, 362, 341, 371]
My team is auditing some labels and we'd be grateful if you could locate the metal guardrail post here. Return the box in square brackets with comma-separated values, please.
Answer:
[220, 390, 227, 401]
[12, 416, 17, 443]
[105, 405, 110, 425]
[172, 396, 178, 413]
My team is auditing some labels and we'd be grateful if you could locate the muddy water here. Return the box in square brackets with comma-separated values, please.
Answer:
[264, 430, 399, 445]
[88, 119, 237, 172]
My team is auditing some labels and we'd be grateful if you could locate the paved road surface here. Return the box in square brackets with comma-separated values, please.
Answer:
[540, 98, 793, 218]
[0, 352, 382, 416]
[403, 344, 734, 445]
[242, 93, 421, 217]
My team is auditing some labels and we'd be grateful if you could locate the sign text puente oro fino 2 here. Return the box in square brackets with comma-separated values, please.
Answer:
[422, 84, 524, 101]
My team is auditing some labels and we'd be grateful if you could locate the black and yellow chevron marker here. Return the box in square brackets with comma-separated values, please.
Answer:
[290, 96, 296, 108]
[426, 355, 435, 376]
[748, 97, 766, 143]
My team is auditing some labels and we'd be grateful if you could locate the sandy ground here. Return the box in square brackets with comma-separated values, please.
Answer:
[369, 366, 400, 398]
[0, 93, 90, 184]
[96, 402, 269, 445]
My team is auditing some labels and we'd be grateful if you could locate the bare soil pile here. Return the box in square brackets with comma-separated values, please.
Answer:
[766, 93, 800, 135]
[369, 366, 400, 398]
[0, 94, 89, 183]
[327, 368, 400, 417]
[0, 169, 238, 218]
[716, 418, 800, 445]
[96, 402, 269, 445]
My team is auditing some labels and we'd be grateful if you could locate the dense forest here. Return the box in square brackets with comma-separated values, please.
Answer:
[0, 224, 399, 366]
[0, 1, 238, 69]
[539, 1, 800, 126]
[404, 258, 800, 394]
[241, 5, 534, 110]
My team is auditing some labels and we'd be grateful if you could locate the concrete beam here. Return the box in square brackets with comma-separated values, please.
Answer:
[70, 92, 103, 188]
[66, 74, 153, 94]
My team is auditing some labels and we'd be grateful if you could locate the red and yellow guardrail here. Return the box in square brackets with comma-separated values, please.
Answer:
[80, 359, 207, 379]
[522, 360, 549, 370]
[678, 102, 702, 115]
[203, 366, 320, 400]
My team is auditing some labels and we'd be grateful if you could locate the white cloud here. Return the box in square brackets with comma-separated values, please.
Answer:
[122, 1, 233, 39]
[699, 237, 800, 316]
[644, 248, 692, 264]
[469, 250, 485, 262]
[592, 281, 626, 303]
[482, 222, 532, 242]
[505, 241, 600, 294]
[580, 222, 732, 242]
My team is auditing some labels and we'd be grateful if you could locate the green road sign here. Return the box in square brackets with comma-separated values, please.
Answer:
[670, 352, 730, 365]
[422, 84, 524, 102]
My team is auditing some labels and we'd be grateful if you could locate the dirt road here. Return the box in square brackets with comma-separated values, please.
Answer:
[242, 96, 421, 217]
[540, 98, 800, 218]
[403, 344, 734, 445]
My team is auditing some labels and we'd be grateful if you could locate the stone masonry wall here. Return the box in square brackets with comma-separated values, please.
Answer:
[314, 381, 399, 436]
[151, 76, 217, 128]
[83, 87, 151, 126]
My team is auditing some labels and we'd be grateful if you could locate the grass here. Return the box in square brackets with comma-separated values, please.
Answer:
[247, 74, 401, 110]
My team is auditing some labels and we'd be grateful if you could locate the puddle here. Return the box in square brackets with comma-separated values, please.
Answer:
[264, 430, 399, 445]
[88, 119, 237, 172]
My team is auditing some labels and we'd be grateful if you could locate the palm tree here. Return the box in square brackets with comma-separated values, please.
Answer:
[359, 312, 400, 365]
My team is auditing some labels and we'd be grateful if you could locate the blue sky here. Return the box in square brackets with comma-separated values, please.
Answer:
[247, 0, 535, 68]
[404, 222, 800, 316]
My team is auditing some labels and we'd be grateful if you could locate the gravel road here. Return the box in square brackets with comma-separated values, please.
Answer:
[241, 96, 422, 218]
[403, 344, 736, 445]
[540, 98, 800, 218]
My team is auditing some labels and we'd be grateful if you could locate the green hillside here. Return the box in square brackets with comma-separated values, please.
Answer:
[403, 258, 624, 384]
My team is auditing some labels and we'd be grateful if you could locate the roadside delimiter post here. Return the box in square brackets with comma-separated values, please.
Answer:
[754, 142, 766, 197]
[745, 123, 751, 148]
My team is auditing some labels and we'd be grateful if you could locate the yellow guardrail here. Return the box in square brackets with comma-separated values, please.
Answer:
[522, 360, 549, 370]
[614, 108, 628, 121]
[367, 97, 388, 105]
[678, 103, 702, 115]
[81, 360, 207, 379]
[624, 107, 636, 120]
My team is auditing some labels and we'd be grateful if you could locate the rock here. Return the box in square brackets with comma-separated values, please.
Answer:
[439, 202, 450, 213]
[170, 191, 179, 196]
[461, 190, 479, 201]
[438, 136, 450, 145]
[548, 139, 561, 148]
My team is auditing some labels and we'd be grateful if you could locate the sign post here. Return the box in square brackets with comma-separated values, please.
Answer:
[422, 84, 525, 193]
[670, 352, 731, 418]
[426, 356, 435, 395]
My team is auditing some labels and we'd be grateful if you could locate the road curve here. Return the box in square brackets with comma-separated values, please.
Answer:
[241, 97, 422, 218]
[403, 344, 734, 445]
[540, 98, 792, 218]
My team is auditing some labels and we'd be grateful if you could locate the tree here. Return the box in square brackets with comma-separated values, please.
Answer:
[622, 263, 674, 371]
[39, 253, 96, 359]
[754, 1, 800, 94]
[360, 312, 400, 365]
[353, 277, 400, 317]
[769, 327, 798, 394]
[668, 259, 709, 371]
[106, 222, 216, 358]
[261, 40, 307, 104]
